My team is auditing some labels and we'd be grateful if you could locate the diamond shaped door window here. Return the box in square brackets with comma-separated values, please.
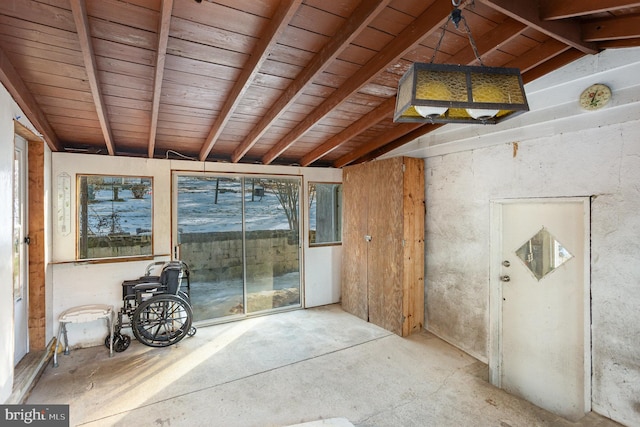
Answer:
[515, 228, 574, 280]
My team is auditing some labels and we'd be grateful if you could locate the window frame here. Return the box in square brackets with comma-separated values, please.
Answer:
[308, 181, 342, 247]
[76, 174, 154, 262]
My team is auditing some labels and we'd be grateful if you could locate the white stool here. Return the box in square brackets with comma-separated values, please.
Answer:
[53, 304, 114, 368]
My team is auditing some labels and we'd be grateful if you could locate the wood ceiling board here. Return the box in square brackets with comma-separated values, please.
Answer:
[6, 54, 88, 80]
[348, 27, 395, 52]
[167, 37, 249, 67]
[158, 104, 216, 120]
[598, 38, 640, 48]
[278, 26, 329, 54]
[95, 56, 154, 80]
[103, 95, 152, 111]
[0, 34, 84, 68]
[17, 71, 91, 92]
[478, 0, 598, 54]
[163, 55, 240, 81]
[89, 17, 158, 50]
[337, 44, 379, 67]
[505, 38, 569, 72]
[522, 48, 585, 83]
[358, 82, 397, 98]
[252, 72, 293, 90]
[157, 112, 212, 128]
[47, 115, 101, 129]
[111, 122, 152, 135]
[35, 95, 96, 111]
[583, 15, 640, 41]
[369, 5, 421, 35]
[267, 43, 316, 68]
[100, 72, 154, 92]
[289, 4, 346, 37]
[86, 0, 159, 33]
[108, 110, 152, 127]
[28, 83, 94, 103]
[92, 39, 156, 67]
[162, 69, 234, 93]
[42, 105, 97, 120]
[171, 0, 269, 37]
[123, 0, 162, 11]
[540, 0, 640, 20]
[0, 1, 76, 32]
[169, 17, 258, 53]
[333, 123, 422, 168]
[0, 16, 80, 53]
[100, 84, 152, 102]
[259, 58, 304, 79]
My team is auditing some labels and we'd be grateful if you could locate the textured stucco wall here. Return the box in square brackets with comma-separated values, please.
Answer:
[424, 119, 640, 426]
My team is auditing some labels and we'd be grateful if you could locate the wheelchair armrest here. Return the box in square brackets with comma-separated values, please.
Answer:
[133, 282, 164, 292]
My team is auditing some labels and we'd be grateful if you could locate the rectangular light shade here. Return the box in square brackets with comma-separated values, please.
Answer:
[394, 63, 529, 124]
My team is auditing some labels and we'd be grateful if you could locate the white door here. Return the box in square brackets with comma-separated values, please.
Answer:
[490, 199, 590, 421]
[13, 136, 29, 365]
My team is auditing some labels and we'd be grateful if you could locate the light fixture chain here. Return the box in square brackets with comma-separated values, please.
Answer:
[461, 15, 484, 66]
[429, 15, 452, 63]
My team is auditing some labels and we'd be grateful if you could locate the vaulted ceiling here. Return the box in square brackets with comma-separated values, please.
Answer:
[1, 0, 640, 167]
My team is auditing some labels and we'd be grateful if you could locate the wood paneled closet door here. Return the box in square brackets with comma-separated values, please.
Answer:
[342, 157, 424, 336]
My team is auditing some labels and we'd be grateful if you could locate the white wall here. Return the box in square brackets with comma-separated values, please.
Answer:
[50, 153, 342, 347]
[389, 48, 640, 426]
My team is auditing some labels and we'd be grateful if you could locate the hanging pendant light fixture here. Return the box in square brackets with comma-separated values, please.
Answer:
[394, 1, 529, 125]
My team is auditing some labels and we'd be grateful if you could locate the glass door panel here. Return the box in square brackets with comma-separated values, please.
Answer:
[174, 173, 302, 322]
[244, 177, 301, 313]
[176, 175, 244, 321]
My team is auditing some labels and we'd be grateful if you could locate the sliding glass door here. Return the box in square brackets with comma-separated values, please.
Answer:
[174, 173, 301, 322]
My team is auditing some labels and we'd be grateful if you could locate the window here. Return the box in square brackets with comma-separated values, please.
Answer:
[77, 175, 153, 260]
[309, 182, 342, 246]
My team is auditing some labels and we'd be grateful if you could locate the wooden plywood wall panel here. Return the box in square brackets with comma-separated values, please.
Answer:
[401, 157, 425, 336]
[367, 158, 403, 335]
[28, 139, 46, 350]
[341, 162, 369, 321]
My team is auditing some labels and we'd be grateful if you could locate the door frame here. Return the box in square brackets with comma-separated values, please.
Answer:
[171, 171, 304, 324]
[13, 135, 29, 363]
[489, 197, 591, 411]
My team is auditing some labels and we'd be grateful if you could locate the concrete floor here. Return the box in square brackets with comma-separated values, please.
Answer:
[26, 305, 620, 427]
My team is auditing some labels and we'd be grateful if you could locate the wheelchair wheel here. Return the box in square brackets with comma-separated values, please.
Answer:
[105, 333, 132, 352]
[132, 294, 193, 347]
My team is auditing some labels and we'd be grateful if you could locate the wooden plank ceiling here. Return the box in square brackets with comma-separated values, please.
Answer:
[1, 0, 640, 167]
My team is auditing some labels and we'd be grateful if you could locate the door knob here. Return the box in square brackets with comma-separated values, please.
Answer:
[500, 275, 511, 282]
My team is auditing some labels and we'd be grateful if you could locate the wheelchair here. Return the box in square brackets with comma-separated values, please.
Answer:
[105, 260, 197, 352]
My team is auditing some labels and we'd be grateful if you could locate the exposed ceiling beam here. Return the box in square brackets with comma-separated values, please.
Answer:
[231, 0, 391, 163]
[70, 0, 115, 156]
[198, 0, 303, 162]
[582, 14, 640, 41]
[354, 124, 442, 165]
[478, 0, 599, 54]
[333, 123, 422, 168]
[521, 48, 585, 83]
[299, 97, 396, 166]
[540, 0, 640, 20]
[597, 38, 640, 48]
[147, 0, 173, 159]
[0, 47, 61, 151]
[505, 38, 570, 72]
[261, 0, 464, 165]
